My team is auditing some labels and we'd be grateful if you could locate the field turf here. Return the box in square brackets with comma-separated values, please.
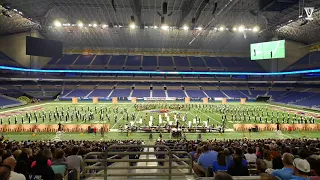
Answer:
[0, 101, 319, 141]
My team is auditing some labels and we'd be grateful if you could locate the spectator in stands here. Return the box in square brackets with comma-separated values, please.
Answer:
[224, 148, 233, 165]
[2, 157, 26, 180]
[15, 152, 31, 180]
[13, 150, 22, 160]
[299, 149, 310, 159]
[194, 146, 203, 161]
[213, 172, 233, 180]
[245, 148, 257, 163]
[0, 165, 11, 180]
[30, 151, 54, 180]
[263, 150, 273, 169]
[291, 158, 310, 180]
[227, 155, 249, 176]
[270, 153, 294, 180]
[52, 148, 68, 169]
[212, 151, 228, 173]
[188, 146, 197, 161]
[194, 145, 217, 176]
[66, 146, 83, 173]
[309, 159, 320, 180]
[231, 148, 248, 167]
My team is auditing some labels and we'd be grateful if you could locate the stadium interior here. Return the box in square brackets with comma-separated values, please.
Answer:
[0, 0, 320, 179]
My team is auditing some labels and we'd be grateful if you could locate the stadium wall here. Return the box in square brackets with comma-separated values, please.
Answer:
[256, 40, 308, 72]
[0, 31, 50, 68]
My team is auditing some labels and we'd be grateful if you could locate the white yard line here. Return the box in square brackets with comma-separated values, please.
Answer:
[111, 104, 135, 129]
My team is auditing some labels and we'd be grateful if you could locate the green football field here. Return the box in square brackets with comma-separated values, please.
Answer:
[0, 101, 319, 141]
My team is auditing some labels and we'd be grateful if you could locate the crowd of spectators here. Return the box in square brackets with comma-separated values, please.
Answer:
[159, 138, 320, 180]
[0, 139, 144, 180]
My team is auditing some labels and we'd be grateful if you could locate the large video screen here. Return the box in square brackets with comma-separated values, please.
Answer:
[250, 40, 285, 60]
[26, 36, 63, 58]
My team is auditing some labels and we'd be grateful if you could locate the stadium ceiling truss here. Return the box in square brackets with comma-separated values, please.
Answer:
[0, 0, 319, 52]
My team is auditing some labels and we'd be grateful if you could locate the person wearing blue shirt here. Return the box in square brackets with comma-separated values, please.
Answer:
[271, 153, 295, 180]
[289, 158, 311, 180]
[212, 152, 229, 173]
[193, 145, 218, 176]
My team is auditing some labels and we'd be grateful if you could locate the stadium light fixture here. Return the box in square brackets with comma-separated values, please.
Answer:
[129, 23, 136, 29]
[252, 26, 259, 32]
[102, 24, 108, 28]
[18, 11, 23, 15]
[93, 23, 97, 28]
[238, 25, 245, 32]
[77, 22, 84, 28]
[196, 27, 203, 31]
[183, 25, 189, 31]
[88, 24, 92, 27]
[219, 26, 224, 31]
[154, 25, 158, 29]
[53, 20, 62, 27]
[161, 24, 169, 30]
[233, 27, 238, 31]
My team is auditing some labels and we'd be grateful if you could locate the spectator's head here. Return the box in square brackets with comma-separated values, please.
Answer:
[71, 146, 79, 155]
[263, 150, 271, 161]
[293, 158, 310, 177]
[217, 151, 226, 166]
[298, 148, 310, 159]
[233, 155, 242, 167]
[203, 145, 209, 152]
[259, 173, 280, 180]
[54, 148, 65, 160]
[13, 150, 21, 160]
[196, 147, 203, 155]
[248, 148, 255, 154]
[256, 159, 267, 173]
[43, 148, 52, 160]
[282, 153, 294, 166]
[2, 157, 16, 171]
[0, 165, 11, 180]
[34, 150, 49, 165]
[213, 172, 233, 180]
[234, 148, 243, 156]
[223, 148, 231, 156]
[312, 159, 320, 176]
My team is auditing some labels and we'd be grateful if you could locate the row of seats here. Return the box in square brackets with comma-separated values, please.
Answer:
[44, 55, 264, 72]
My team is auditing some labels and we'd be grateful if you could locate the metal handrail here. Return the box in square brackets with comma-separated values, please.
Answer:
[82, 144, 194, 180]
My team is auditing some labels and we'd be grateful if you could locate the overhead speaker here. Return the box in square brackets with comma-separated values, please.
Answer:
[161, 16, 165, 24]
[162, 2, 168, 15]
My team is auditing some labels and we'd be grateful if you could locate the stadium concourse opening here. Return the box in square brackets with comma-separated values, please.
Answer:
[0, 0, 320, 179]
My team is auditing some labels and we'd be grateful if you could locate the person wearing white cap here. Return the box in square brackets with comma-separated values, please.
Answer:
[290, 158, 310, 180]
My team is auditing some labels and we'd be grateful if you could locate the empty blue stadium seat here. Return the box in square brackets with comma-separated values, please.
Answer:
[89, 89, 112, 97]
[0, 96, 22, 107]
[158, 56, 173, 66]
[108, 55, 126, 66]
[132, 89, 150, 98]
[56, 54, 79, 65]
[203, 57, 221, 67]
[74, 55, 94, 65]
[173, 56, 190, 67]
[91, 55, 110, 65]
[152, 90, 165, 97]
[126, 56, 142, 66]
[167, 90, 185, 98]
[111, 89, 131, 97]
[186, 90, 206, 98]
[142, 56, 157, 66]
[189, 57, 206, 67]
